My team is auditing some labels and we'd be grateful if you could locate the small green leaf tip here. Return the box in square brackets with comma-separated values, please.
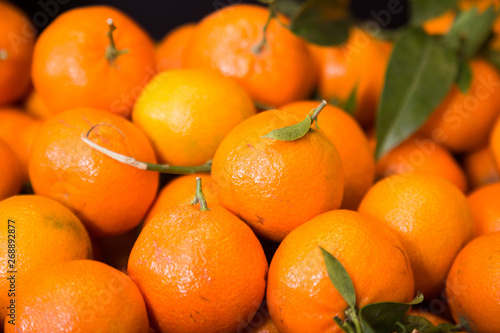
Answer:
[261, 100, 327, 141]
[319, 246, 356, 309]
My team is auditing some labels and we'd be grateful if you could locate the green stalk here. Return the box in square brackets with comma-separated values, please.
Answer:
[191, 177, 210, 211]
[252, 5, 277, 54]
[105, 18, 129, 63]
[81, 124, 212, 174]
[310, 99, 327, 128]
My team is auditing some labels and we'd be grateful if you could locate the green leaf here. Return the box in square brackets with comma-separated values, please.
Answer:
[458, 317, 471, 332]
[394, 314, 461, 333]
[410, 0, 458, 26]
[456, 61, 472, 93]
[261, 115, 311, 141]
[273, 0, 308, 18]
[262, 100, 326, 141]
[444, 6, 497, 59]
[289, 0, 351, 46]
[375, 28, 458, 160]
[394, 315, 438, 332]
[333, 317, 351, 333]
[359, 293, 424, 332]
[319, 247, 356, 309]
[342, 85, 358, 116]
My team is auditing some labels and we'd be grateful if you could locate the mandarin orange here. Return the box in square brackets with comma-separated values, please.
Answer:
[29, 107, 158, 237]
[446, 232, 500, 332]
[0, 195, 92, 323]
[32, 5, 156, 118]
[132, 69, 256, 166]
[185, 4, 316, 108]
[156, 23, 196, 71]
[211, 109, 344, 241]
[0, 1, 34, 105]
[267, 210, 415, 333]
[358, 173, 474, 297]
[128, 197, 268, 333]
[5, 260, 149, 333]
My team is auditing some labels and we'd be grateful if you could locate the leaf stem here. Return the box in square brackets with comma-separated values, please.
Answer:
[81, 123, 212, 174]
[343, 322, 356, 333]
[311, 100, 327, 123]
[105, 18, 129, 63]
[0, 48, 8, 61]
[252, 5, 276, 55]
[191, 177, 210, 211]
[351, 313, 362, 333]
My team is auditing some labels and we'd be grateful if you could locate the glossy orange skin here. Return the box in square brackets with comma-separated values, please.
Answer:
[185, 4, 316, 108]
[446, 232, 500, 332]
[0, 195, 92, 323]
[32, 6, 156, 118]
[267, 210, 415, 333]
[5, 260, 149, 333]
[211, 110, 344, 242]
[376, 137, 468, 192]
[467, 183, 500, 237]
[420, 60, 500, 153]
[128, 205, 268, 333]
[0, 140, 22, 200]
[132, 69, 256, 166]
[462, 146, 500, 190]
[358, 173, 474, 298]
[0, 108, 41, 182]
[0, 1, 34, 105]
[145, 174, 219, 224]
[281, 101, 375, 209]
[29, 107, 159, 237]
[308, 28, 392, 128]
[156, 23, 196, 71]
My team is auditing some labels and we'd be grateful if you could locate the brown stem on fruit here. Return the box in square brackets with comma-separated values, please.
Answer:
[0, 49, 8, 61]
[81, 123, 212, 174]
[105, 18, 129, 63]
[251, 6, 276, 55]
[191, 177, 210, 211]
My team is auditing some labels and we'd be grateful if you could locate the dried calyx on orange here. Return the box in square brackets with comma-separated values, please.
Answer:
[319, 248, 468, 333]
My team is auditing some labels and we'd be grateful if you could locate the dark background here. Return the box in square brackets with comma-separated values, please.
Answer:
[10, 0, 408, 41]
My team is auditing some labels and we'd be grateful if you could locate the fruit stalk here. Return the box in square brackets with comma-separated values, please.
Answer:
[81, 124, 212, 174]
[191, 177, 210, 211]
[252, 6, 276, 54]
[105, 18, 129, 63]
